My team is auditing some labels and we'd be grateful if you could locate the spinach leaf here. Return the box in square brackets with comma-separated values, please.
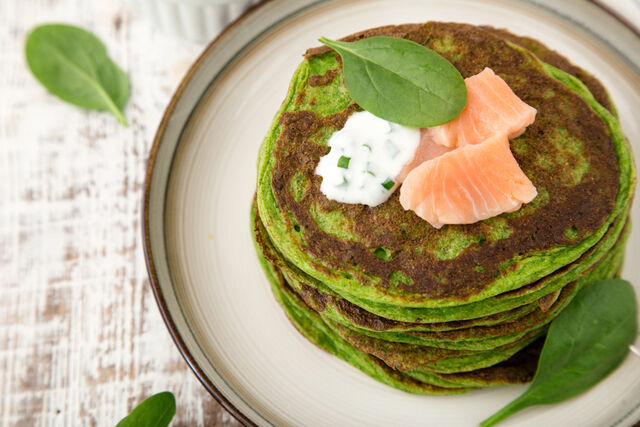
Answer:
[116, 391, 176, 427]
[25, 24, 129, 126]
[319, 36, 466, 127]
[481, 279, 638, 426]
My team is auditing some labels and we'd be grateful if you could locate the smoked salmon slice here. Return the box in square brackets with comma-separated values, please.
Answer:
[396, 128, 453, 182]
[424, 67, 537, 149]
[396, 68, 536, 184]
[399, 133, 537, 229]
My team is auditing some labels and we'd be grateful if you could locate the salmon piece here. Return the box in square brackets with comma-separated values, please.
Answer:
[396, 68, 536, 183]
[396, 128, 453, 182]
[423, 68, 537, 149]
[399, 134, 537, 228]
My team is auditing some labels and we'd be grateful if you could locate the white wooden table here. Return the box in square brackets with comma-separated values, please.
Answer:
[0, 0, 240, 425]
[0, 0, 637, 426]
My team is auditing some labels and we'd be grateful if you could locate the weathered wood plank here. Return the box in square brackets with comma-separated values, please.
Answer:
[0, 0, 240, 425]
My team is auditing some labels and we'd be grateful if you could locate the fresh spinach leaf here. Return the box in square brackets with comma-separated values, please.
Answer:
[25, 24, 129, 125]
[319, 36, 466, 127]
[116, 391, 176, 427]
[481, 279, 638, 426]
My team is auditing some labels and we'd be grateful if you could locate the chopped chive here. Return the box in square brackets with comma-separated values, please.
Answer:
[337, 155, 351, 169]
[381, 178, 395, 190]
[362, 144, 372, 151]
[366, 170, 376, 176]
[338, 176, 349, 187]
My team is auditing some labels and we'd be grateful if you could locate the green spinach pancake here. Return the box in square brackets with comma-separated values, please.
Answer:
[251, 22, 635, 394]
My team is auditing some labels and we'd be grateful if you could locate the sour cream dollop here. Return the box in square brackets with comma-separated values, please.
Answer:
[315, 111, 420, 206]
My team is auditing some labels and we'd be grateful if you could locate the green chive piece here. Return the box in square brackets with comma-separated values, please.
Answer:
[338, 176, 349, 187]
[366, 170, 376, 176]
[338, 156, 351, 169]
[381, 178, 395, 190]
[362, 144, 372, 151]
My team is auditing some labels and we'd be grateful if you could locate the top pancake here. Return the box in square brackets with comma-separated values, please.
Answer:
[256, 22, 632, 307]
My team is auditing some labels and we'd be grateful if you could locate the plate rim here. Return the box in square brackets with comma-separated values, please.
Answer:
[142, 2, 274, 425]
[142, 1, 640, 425]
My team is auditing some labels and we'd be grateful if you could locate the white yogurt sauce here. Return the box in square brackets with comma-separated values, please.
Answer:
[315, 111, 420, 206]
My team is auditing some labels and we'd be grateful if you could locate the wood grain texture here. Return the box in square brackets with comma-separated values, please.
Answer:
[0, 0, 240, 425]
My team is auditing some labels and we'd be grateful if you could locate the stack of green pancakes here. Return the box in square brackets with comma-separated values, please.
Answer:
[252, 22, 636, 394]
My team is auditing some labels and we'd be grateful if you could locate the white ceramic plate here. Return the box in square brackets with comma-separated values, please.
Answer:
[143, 1, 640, 425]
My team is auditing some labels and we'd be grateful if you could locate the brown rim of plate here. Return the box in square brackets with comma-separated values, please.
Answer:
[141, 1, 639, 425]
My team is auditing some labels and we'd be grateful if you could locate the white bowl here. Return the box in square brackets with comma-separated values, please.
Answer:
[124, 0, 262, 42]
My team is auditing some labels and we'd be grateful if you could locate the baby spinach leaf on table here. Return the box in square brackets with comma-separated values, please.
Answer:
[25, 24, 130, 126]
[319, 36, 467, 127]
[481, 279, 638, 427]
[116, 391, 176, 427]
